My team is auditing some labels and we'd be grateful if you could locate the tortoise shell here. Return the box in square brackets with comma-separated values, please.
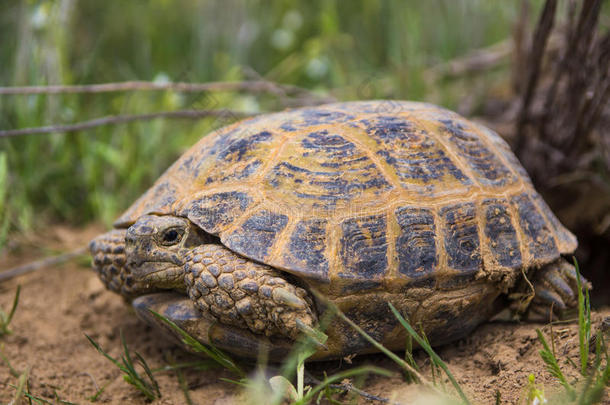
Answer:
[115, 101, 576, 295]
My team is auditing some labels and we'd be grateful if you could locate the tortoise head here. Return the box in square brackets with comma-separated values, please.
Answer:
[124, 215, 210, 290]
[90, 215, 212, 297]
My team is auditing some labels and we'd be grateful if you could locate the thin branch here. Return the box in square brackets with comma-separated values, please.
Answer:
[425, 39, 513, 80]
[0, 247, 87, 282]
[0, 80, 327, 100]
[0, 109, 257, 138]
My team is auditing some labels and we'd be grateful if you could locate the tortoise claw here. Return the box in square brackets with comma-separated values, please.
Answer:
[272, 288, 307, 309]
[528, 259, 590, 321]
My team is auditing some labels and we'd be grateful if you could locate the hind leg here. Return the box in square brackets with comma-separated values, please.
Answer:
[528, 259, 590, 321]
[132, 292, 295, 360]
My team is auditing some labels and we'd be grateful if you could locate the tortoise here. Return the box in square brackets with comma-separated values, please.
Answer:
[90, 100, 584, 360]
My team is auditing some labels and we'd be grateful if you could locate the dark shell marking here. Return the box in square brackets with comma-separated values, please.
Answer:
[395, 206, 438, 279]
[264, 130, 392, 207]
[359, 116, 472, 193]
[282, 218, 330, 280]
[482, 199, 522, 269]
[439, 119, 518, 187]
[440, 202, 482, 274]
[116, 101, 576, 292]
[338, 214, 389, 279]
[224, 209, 289, 262]
[512, 192, 558, 263]
[204, 130, 274, 185]
[186, 191, 253, 234]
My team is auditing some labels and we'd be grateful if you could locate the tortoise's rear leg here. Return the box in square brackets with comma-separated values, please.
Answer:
[527, 259, 590, 321]
[132, 292, 294, 360]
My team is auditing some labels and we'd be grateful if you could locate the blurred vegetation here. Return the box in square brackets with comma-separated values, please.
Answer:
[0, 0, 545, 249]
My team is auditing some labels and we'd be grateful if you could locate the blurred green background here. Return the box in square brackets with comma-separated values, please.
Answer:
[0, 0, 545, 249]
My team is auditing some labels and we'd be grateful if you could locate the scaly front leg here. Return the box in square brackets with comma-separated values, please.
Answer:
[183, 244, 318, 341]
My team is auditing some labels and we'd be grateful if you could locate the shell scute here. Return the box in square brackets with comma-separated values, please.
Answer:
[474, 123, 532, 183]
[263, 130, 392, 209]
[438, 118, 518, 188]
[512, 193, 558, 263]
[185, 191, 254, 234]
[531, 193, 577, 252]
[357, 115, 472, 195]
[223, 209, 288, 262]
[394, 206, 438, 279]
[202, 129, 275, 186]
[281, 218, 330, 280]
[482, 198, 522, 269]
[440, 202, 482, 275]
[338, 214, 388, 280]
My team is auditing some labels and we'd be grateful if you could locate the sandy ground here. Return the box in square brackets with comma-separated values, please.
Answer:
[0, 226, 608, 404]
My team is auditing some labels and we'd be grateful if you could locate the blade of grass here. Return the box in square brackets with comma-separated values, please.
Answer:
[388, 303, 471, 405]
[11, 367, 29, 405]
[403, 331, 420, 383]
[85, 334, 124, 369]
[0, 285, 21, 336]
[134, 351, 161, 398]
[330, 302, 431, 388]
[535, 328, 575, 397]
[85, 333, 161, 400]
[577, 332, 609, 405]
[574, 258, 591, 376]
[0, 343, 21, 377]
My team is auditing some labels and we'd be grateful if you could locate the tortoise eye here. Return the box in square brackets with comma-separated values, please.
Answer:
[160, 228, 183, 245]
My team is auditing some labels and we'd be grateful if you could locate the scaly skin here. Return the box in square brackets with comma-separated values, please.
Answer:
[183, 244, 317, 340]
[89, 229, 141, 297]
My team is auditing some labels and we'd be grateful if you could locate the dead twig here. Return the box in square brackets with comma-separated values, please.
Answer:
[0, 80, 322, 99]
[0, 247, 87, 282]
[425, 39, 513, 80]
[305, 371, 400, 404]
[0, 109, 257, 138]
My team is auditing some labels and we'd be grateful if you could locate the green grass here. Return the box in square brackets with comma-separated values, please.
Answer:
[388, 303, 471, 404]
[86, 332, 161, 401]
[327, 296, 468, 404]
[0, 285, 20, 337]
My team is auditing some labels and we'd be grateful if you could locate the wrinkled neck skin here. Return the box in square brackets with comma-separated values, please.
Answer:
[125, 215, 211, 292]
